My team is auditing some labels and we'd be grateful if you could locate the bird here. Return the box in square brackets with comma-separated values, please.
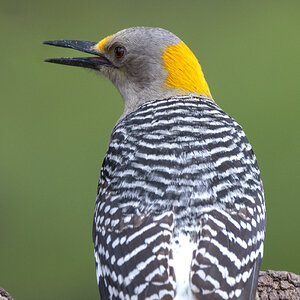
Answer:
[44, 26, 266, 300]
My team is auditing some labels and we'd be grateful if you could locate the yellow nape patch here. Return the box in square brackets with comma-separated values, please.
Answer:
[95, 35, 113, 52]
[162, 41, 212, 98]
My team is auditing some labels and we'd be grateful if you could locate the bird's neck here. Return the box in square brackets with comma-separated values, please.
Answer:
[162, 41, 212, 99]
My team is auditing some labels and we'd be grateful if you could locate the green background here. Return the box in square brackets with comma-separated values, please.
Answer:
[1, 0, 299, 299]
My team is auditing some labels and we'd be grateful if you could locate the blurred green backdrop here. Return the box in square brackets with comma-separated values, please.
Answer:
[0, 0, 299, 299]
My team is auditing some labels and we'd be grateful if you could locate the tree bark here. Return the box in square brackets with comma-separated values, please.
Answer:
[1, 270, 300, 300]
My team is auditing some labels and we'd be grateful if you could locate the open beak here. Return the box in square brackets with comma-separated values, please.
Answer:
[43, 40, 112, 70]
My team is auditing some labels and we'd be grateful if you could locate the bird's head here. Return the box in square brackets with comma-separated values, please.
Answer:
[44, 27, 212, 117]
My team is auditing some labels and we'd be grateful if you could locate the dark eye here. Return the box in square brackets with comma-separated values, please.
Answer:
[114, 46, 125, 58]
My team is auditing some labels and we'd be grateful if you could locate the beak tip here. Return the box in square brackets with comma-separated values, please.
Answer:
[44, 58, 60, 64]
[43, 40, 60, 46]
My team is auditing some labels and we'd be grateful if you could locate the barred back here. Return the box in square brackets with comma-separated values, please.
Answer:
[93, 96, 266, 300]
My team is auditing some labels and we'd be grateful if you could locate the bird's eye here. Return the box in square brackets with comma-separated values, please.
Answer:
[114, 46, 125, 59]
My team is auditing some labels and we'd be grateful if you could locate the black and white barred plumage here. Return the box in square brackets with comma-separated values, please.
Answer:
[92, 95, 266, 300]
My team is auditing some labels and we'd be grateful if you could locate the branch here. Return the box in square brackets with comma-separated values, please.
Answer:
[1, 270, 300, 300]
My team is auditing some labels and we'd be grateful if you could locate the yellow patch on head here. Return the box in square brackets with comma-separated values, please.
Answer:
[95, 34, 113, 52]
[162, 41, 212, 98]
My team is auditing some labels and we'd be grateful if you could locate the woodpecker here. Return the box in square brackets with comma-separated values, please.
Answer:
[44, 27, 266, 300]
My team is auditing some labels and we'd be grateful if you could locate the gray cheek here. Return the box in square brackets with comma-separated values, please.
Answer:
[126, 58, 165, 89]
